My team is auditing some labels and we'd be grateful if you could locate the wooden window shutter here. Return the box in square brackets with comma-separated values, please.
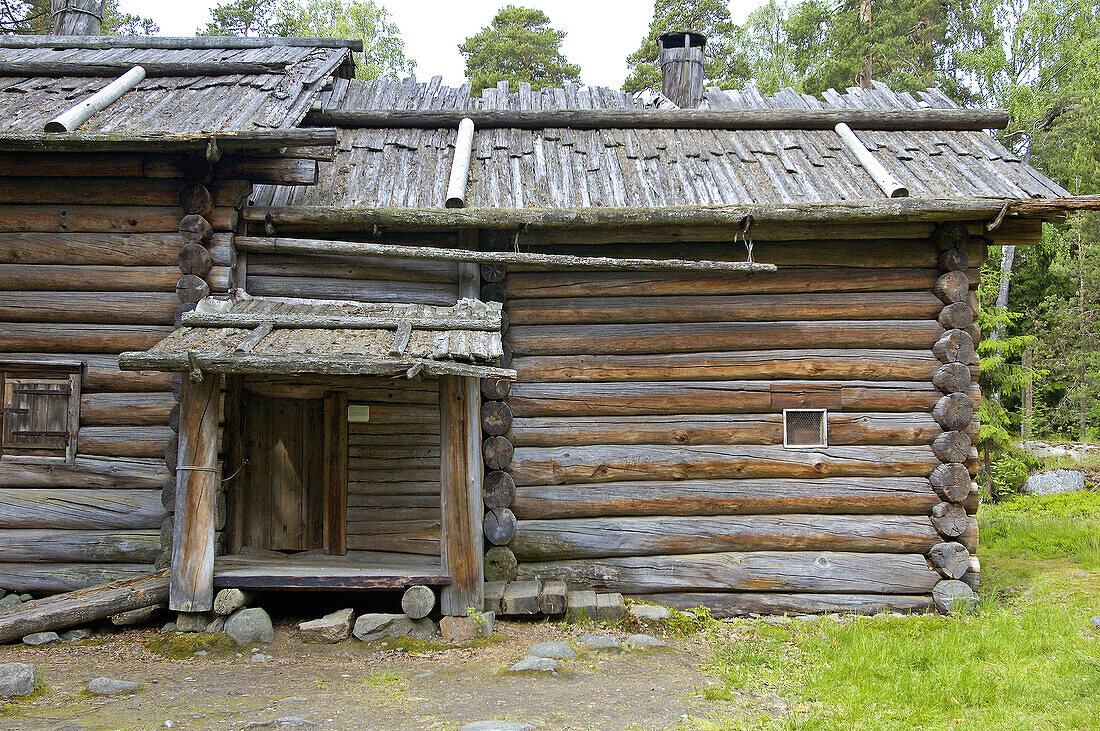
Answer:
[1, 375, 78, 459]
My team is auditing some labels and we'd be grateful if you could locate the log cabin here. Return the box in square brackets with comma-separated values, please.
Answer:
[0, 27, 1091, 620]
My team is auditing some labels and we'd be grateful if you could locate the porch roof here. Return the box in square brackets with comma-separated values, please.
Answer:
[118, 293, 515, 380]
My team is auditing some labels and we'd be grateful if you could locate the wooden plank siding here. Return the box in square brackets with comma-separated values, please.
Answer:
[499, 232, 985, 611]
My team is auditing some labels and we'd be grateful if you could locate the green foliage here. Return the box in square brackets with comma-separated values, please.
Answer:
[697, 496, 1100, 730]
[1, 0, 157, 35]
[459, 5, 580, 94]
[201, 0, 414, 80]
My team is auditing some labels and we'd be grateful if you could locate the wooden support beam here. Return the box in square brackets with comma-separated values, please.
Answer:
[323, 391, 348, 555]
[0, 36, 363, 50]
[2, 61, 289, 78]
[439, 374, 484, 615]
[302, 107, 1011, 131]
[235, 236, 775, 274]
[170, 374, 219, 612]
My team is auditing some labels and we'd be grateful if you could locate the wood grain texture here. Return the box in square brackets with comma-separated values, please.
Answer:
[508, 445, 939, 486]
[170, 374, 219, 613]
[511, 514, 942, 560]
[632, 591, 932, 616]
[517, 550, 941, 594]
[511, 477, 939, 520]
[0, 456, 167, 490]
[0, 529, 160, 563]
[438, 375, 484, 615]
[0, 488, 165, 529]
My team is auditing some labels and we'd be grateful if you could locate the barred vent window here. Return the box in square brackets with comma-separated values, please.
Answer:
[784, 409, 827, 448]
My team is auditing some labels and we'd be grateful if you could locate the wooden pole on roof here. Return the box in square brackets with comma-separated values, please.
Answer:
[51, 0, 105, 35]
[45, 66, 146, 133]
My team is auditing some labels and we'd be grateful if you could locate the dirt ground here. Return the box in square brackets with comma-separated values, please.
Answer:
[0, 616, 744, 731]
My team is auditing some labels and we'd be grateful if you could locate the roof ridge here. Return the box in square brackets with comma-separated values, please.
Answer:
[0, 36, 364, 52]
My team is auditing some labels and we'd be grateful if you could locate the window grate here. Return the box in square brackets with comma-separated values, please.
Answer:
[784, 409, 827, 448]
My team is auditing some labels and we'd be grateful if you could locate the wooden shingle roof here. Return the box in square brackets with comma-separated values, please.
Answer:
[250, 77, 1066, 209]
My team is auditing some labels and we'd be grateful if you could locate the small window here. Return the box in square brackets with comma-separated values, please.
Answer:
[784, 408, 827, 448]
[0, 362, 82, 462]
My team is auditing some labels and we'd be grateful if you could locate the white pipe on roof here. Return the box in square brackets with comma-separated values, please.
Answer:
[445, 117, 475, 208]
[834, 122, 909, 198]
[44, 65, 146, 133]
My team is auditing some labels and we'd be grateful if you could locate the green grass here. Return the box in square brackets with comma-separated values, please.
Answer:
[697, 491, 1100, 730]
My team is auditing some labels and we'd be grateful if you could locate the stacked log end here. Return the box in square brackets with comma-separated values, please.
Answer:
[928, 222, 980, 611]
[480, 264, 517, 578]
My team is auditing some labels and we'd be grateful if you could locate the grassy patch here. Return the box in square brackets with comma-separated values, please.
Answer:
[697, 492, 1100, 730]
[141, 632, 237, 659]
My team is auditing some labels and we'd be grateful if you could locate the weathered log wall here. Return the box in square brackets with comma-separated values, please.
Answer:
[0, 152, 243, 593]
[484, 228, 988, 614]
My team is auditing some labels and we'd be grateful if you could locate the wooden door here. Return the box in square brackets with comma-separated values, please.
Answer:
[236, 392, 326, 551]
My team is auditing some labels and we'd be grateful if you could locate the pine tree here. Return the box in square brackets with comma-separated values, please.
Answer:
[623, 0, 737, 93]
[459, 5, 580, 95]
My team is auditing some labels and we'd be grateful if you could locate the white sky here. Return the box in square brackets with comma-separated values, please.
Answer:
[117, 1, 766, 87]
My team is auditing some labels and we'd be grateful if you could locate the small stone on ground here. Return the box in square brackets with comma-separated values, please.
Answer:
[525, 641, 576, 659]
[251, 654, 268, 663]
[61, 629, 92, 642]
[509, 657, 557, 672]
[0, 594, 20, 610]
[624, 634, 666, 649]
[0, 662, 37, 698]
[23, 632, 60, 647]
[460, 722, 536, 731]
[577, 634, 621, 649]
[1090, 616, 1100, 629]
[629, 604, 671, 621]
[161, 622, 176, 633]
[214, 588, 252, 616]
[87, 677, 139, 695]
[352, 613, 437, 642]
[224, 608, 275, 646]
[298, 608, 354, 644]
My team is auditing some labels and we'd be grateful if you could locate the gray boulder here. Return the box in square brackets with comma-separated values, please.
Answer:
[525, 641, 576, 659]
[629, 604, 671, 622]
[624, 634, 666, 649]
[214, 588, 252, 616]
[61, 629, 92, 642]
[0, 663, 37, 698]
[1024, 469, 1087, 496]
[87, 677, 139, 695]
[175, 612, 212, 633]
[224, 608, 275, 646]
[577, 634, 621, 649]
[298, 608, 354, 643]
[206, 617, 225, 633]
[352, 613, 437, 642]
[22, 631, 59, 647]
[509, 657, 557, 672]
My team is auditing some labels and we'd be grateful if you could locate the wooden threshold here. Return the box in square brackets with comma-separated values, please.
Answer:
[213, 553, 449, 591]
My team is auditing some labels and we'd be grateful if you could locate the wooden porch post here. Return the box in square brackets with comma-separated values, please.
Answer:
[439, 374, 484, 615]
[170, 372, 219, 612]
[439, 254, 485, 615]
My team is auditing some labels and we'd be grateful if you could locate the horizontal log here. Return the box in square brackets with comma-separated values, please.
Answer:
[0, 61, 289, 77]
[80, 392, 175, 426]
[511, 477, 939, 520]
[506, 320, 944, 356]
[0, 529, 160, 563]
[509, 445, 939, 486]
[0, 265, 174, 292]
[306, 107, 1010, 131]
[347, 506, 440, 522]
[0, 563, 153, 593]
[512, 349, 943, 382]
[507, 380, 943, 417]
[504, 267, 971, 298]
[348, 481, 442, 496]
[0, 323, 172, 353]
[0, 206, 235, 233]
[506, 291, 943, 325]
[511, 514, 942, 560]
[0, 36, 363, 50]
[245, 275, 458, 306]
[0, 353, 172, 392]
[344, 520, 440, 555]
[0, 291, 178, 324]
[0, 456, 168, 490]
[247, 252, 459, 284]
[516, 550, 941, 594]
[78, 426, 173, 458]
[0, 178, 248, 207]
[508, 412, 941, 447]
[0, 232, 233, 266]
[0, 151, 178, 178]
[215, 157, 319, 185]
[633, 591, 932, 616]
[0, 488, 165, 529]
